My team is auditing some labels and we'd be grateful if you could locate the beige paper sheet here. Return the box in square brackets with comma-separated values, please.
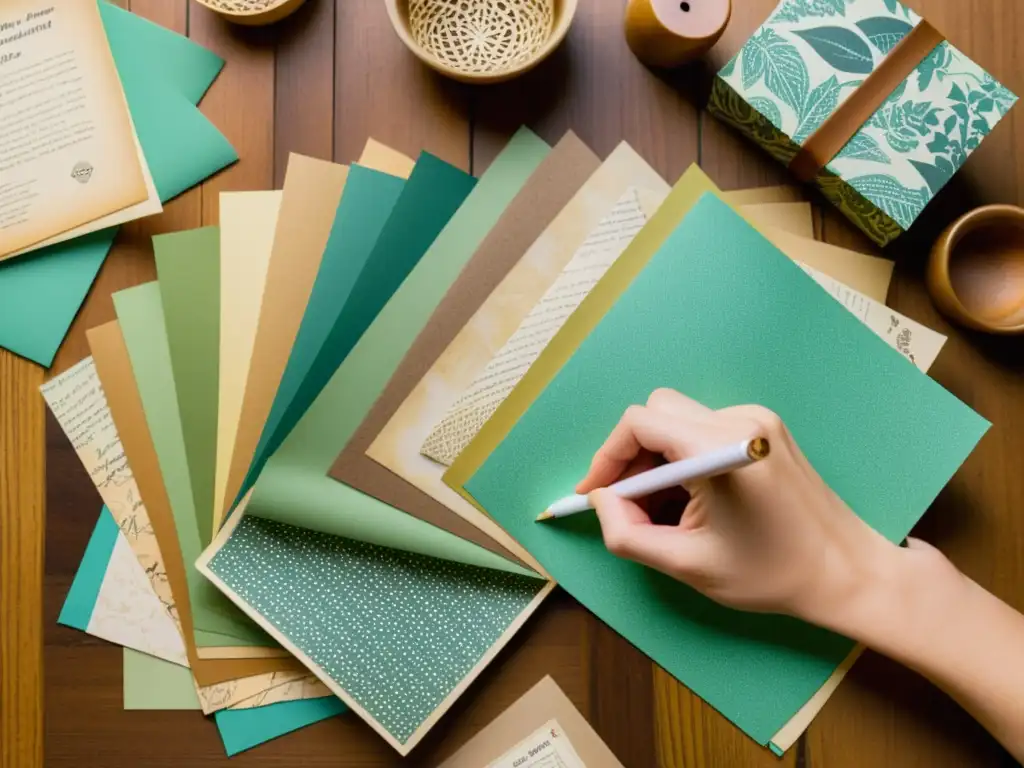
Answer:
[722, 185, 804, 205]
[0, 0, 148, 258]
[85, 523, 189, 668]
[762, 227, 894, 303]
[10, 112, 162, 257]
[214, 141, 414, 526]
[438, 676, 623, 768]
[197, 504, 557, 756]
[212, 192, 282, 533]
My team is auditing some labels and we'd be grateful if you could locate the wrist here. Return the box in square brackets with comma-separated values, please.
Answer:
[821, 537, 970, 660]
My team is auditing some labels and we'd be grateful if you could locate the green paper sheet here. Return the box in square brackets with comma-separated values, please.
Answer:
[0, 9, 234, 366]
[240, 128, 549, 507]
[155, 228, 221, 556]
[123, 648, 200, 710]
[238, 134, 549, 574]
[465, 193, 989, 747]
[114, 283, 270, 646]
[98, 1, 223, 105]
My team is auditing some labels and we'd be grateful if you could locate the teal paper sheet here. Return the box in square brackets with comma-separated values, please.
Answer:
[58, 506, 119, 631]
[207, 515, 542, 747]
[115, 283, 271, 646]
[465, 193, 990, 747]
[0, 9, 234, 366]
[214, 697, 346, 756]
[98, 1, 223, 104]
[235, 165, 407, 503]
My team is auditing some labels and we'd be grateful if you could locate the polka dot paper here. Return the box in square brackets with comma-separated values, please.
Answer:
[206, 515, 545, 745]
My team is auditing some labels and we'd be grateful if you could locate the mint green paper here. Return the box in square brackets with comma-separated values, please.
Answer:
[156, 228, 221, 548]
[240, 129, 549, 505]
[466, 193, 989, 747]
[239, 132, 549, 574]
[114, 283, 271, 646]
[123, 648, 200, 710]
[0, 10, 234, 366]
[98, 1, 224, 104]
[236, 166, 406, 501]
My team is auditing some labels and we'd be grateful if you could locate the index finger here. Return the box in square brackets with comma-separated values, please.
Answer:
[576, 405, 713, 493]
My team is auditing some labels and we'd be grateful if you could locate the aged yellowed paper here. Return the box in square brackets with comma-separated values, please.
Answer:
[0, 0, 148, 257]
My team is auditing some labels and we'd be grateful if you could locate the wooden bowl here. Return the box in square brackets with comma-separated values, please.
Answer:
[193, 0, 305, 26]
[927, 204, 1024, 335]
[385, 0, 577, 84]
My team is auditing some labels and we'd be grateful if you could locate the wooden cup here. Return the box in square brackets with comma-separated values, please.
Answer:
[624, 0, 731, 69]
[926, 204, 1024, 335]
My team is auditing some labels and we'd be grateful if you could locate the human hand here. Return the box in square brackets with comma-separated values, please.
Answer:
[576, 388, 902, 627]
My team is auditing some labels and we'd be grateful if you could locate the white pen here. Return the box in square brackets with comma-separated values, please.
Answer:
[536, 437, 770, 521]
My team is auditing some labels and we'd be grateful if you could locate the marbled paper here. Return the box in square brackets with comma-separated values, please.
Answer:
[206, 515, 545, 745]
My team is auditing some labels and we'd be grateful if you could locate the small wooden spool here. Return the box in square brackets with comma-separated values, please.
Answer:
[624, 0, 731, 69]
[193, 0, 305, 26]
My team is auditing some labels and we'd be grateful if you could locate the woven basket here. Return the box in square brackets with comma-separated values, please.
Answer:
[193, 0, 305, 26]
[386, 0, 577, 84]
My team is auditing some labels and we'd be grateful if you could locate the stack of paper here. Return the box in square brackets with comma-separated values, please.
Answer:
[0, 1, 237, 366]
[44, 121, 986, 758]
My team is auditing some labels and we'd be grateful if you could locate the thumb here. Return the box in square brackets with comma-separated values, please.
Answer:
[591, 489, 711, 578]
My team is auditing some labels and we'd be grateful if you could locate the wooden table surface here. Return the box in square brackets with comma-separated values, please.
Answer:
[2, 0, 1022, 765]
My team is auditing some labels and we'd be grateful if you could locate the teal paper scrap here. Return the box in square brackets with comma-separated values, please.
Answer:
[466, 193, 989, 747]
[214, 697, 347, 757]
[58, 506, 119, 631]
[0, 8, 234, 366]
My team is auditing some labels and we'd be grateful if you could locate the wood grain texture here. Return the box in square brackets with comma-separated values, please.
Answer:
[0, 0, 1017, 765]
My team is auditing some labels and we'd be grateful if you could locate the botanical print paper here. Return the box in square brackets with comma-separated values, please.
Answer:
[710, 0, 1016, 244]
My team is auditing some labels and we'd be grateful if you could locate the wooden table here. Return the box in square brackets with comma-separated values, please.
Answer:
[2, 0, 1022, 765]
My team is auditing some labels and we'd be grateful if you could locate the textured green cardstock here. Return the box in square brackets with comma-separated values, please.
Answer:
[0, 7, 235, 366]
[465, 193, 989, 747]
[708, 0, 1016, 245]
[114, 283, 271, 647]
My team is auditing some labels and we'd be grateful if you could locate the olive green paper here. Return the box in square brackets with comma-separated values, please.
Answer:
[464, 194, 989, 747]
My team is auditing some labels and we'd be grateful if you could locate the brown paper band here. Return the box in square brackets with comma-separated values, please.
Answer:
[789, 19, 945, 182]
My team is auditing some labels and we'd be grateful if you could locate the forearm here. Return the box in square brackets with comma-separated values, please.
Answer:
[829, 544, 1024, 761]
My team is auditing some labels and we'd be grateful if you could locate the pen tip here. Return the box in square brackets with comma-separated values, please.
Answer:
[535, 509, 553, 522]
